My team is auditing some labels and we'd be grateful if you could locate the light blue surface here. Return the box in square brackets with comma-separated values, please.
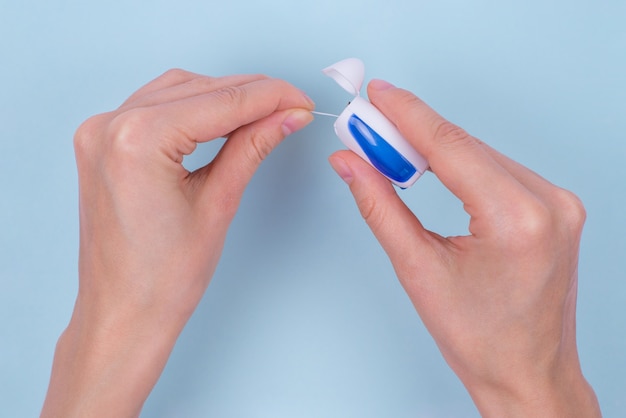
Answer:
[1, 1, 625, 416]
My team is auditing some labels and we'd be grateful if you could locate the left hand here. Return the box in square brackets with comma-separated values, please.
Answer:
[41, 69, 314, 417]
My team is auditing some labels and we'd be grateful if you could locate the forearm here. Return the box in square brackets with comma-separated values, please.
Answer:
[41, 298, 183, 418]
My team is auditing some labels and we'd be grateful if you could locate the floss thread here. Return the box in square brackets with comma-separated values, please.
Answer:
[311, 111, 339, 118]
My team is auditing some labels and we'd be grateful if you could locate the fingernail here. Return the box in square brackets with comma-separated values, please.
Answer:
[329, 156, 353, 185]
[282, 109, 314, 136]
[369, 79, 396, 91]
[300, 90, 316, 108]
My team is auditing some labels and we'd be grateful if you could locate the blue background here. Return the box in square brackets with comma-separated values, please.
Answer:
[1, 0, 624, 416]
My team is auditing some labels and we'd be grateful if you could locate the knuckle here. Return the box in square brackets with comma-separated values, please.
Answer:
[553, 188, 587, 233]
[262, 78, 301, 108]
[187, 74, 270, 100]
[500, 189, 586, 254]
[519, 202, 553, 242]
[251, 73, 271, 81]
[505, 198, 553, 249]
[269, 78, 291, 92]
[106, 108, 155, 158]
[379, 89, 424, 125]
[74, 108, 157, 168]
[160, 68, 195, 82]
[396, 89, 424, 110]
[247, 127, 275, 163]
[432, 120, 473, 147]
[213, 85, 247, 109]
[358, 195, 385, 230]
[183, 74, 222, 90]
[73, 113, 110, 160]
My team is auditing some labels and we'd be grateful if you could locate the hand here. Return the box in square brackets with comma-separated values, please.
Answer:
[41, 70, 314, 417]
[329, 79, 601, 417]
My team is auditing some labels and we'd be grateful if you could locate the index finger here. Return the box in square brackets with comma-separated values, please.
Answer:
[112, 77, 315, 165]
[367, 80, 531, 228]
[156, 77, 315, 143]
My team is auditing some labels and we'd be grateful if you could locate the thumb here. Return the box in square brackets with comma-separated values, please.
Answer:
[193, 108, 313, 220]
[329, 150, 440, 275]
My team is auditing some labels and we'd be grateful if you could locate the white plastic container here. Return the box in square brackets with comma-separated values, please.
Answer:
[323, 58, 428, 188]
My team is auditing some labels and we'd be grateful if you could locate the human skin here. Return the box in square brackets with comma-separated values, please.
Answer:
[41, 70, 601, 417]
[40, 70, 315, 417]
[329, 79, 601, 417]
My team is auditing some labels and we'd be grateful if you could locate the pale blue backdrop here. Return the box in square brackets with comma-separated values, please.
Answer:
[1, 0, 624, 416]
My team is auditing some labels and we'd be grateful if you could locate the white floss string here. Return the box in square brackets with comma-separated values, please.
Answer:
[311, 111, 339, 118]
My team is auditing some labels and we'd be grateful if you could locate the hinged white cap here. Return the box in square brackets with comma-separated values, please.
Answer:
[322, 58, 365, 96]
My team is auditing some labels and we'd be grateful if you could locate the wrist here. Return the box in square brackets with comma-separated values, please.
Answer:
[464, 360, 601, 418]
[41, 296, 183, 417]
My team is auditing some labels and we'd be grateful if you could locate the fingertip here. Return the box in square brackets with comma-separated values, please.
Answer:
[281, 109, 314, 136]
[328, 153, 354, 185]
[368, 78, 396, 92]
[367, 79, 417, 108]
[299, 90, 316, 109]
[329, 150, 398, 198]
[330, 151, 427, 261]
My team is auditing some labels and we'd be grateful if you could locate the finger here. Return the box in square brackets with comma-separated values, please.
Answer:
[479, 143, 586, 231]
[480, 143, 556, 197]
[121, 68, 203, 107]
[120, 73, 269, 111]
[150, 79, 314, 152]
[190, 108, 314, 218]
[110, 78, 315, 165]
[328, 149, 447, 276]
[367, 80, 533, 233]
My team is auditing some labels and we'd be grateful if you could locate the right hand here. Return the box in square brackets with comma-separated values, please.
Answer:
[329, 79, 601, 417]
